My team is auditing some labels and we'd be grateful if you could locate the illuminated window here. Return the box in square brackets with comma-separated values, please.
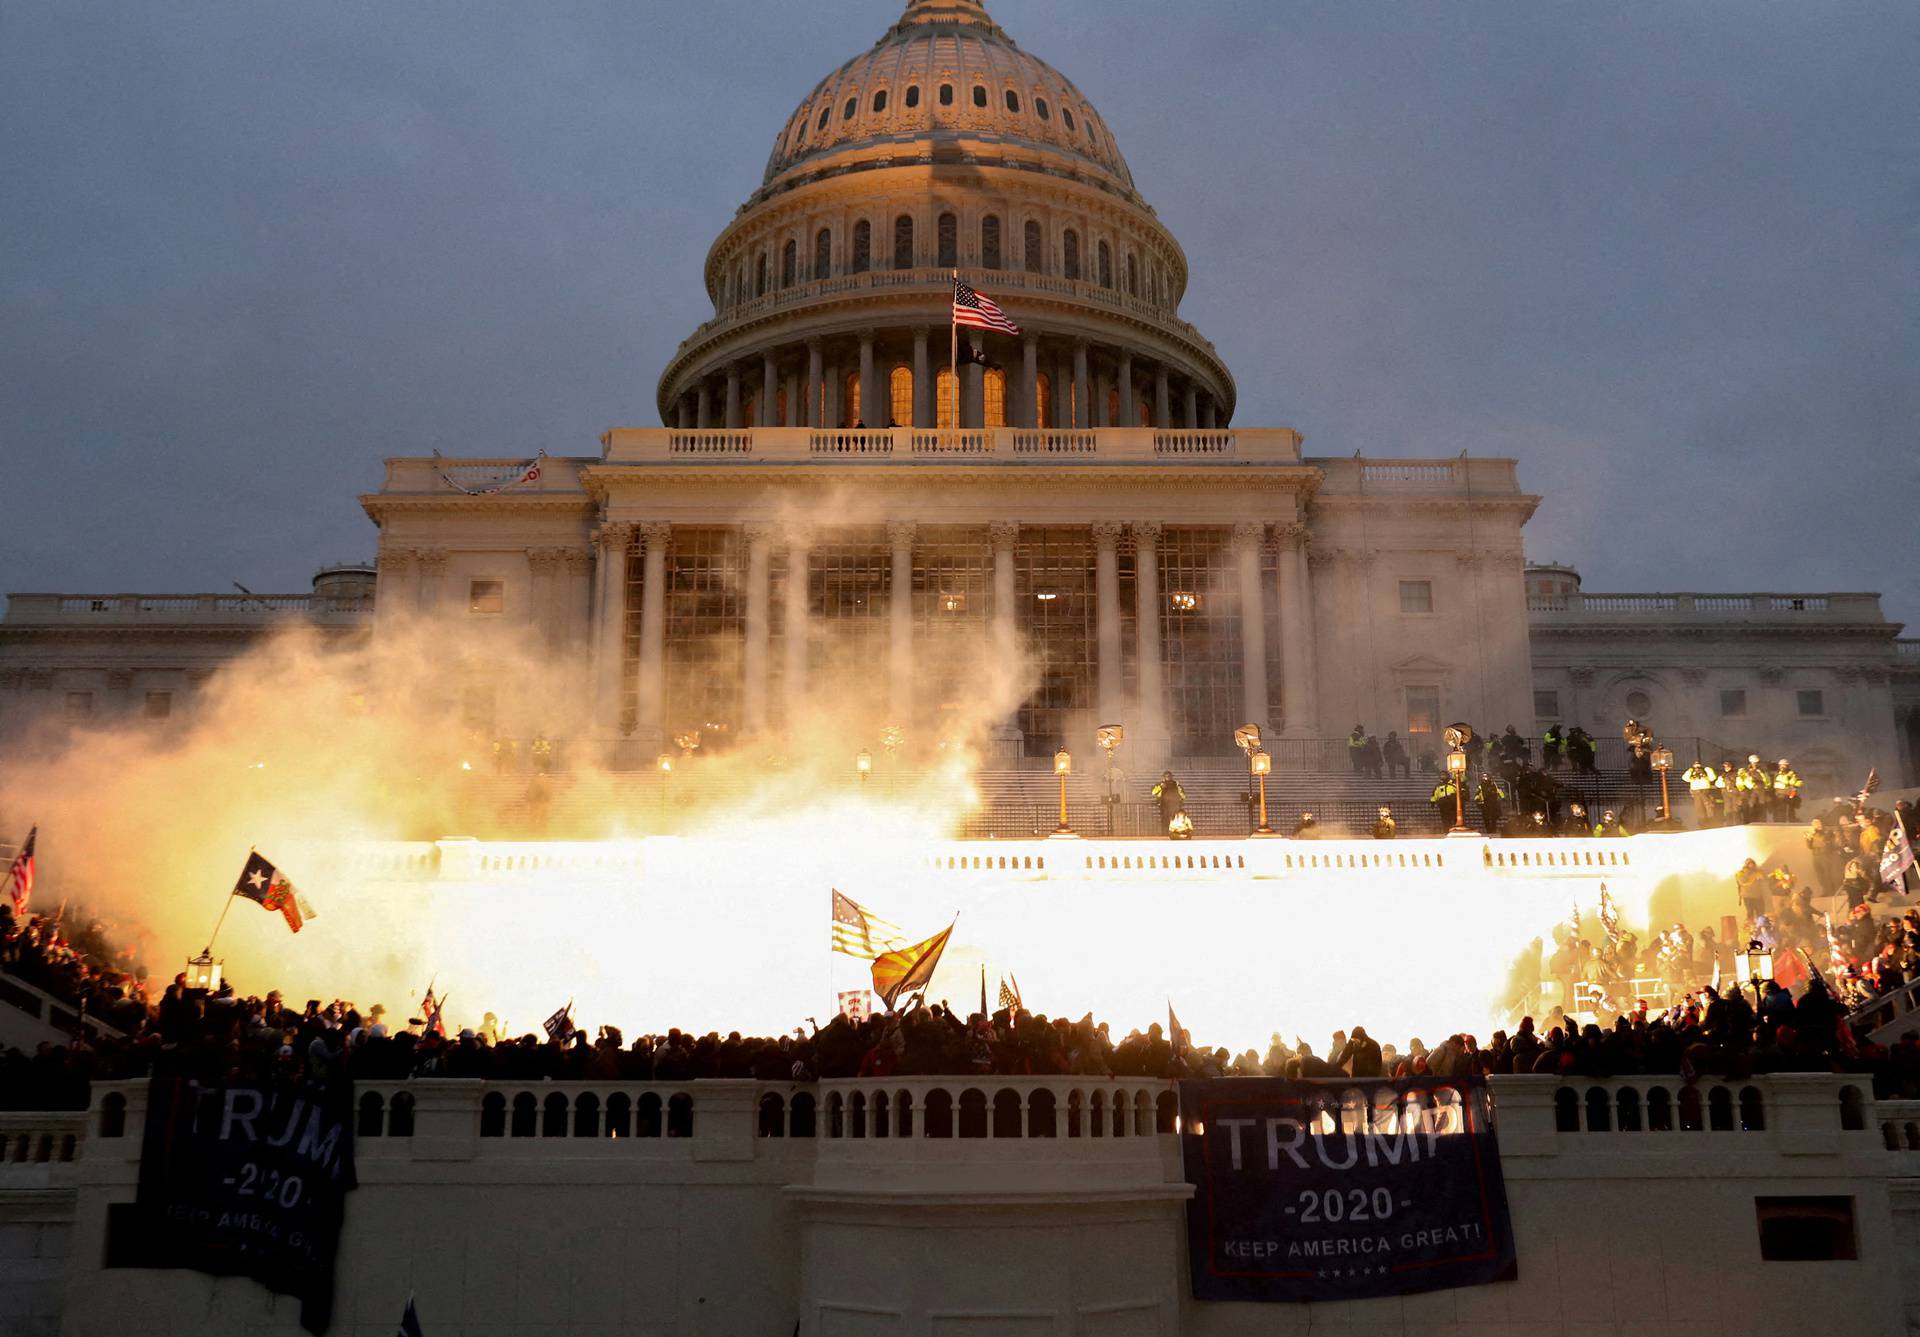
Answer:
[893, 214, 914, 269]
[1406, 687, 1440, 736]
[1107, 388, 1119, 425]
[1398, 580, 1434, 613]
[889, 366, 913, 427]
[1035, 371, 1052, 428]
[469, 580, 505, 614]
[809, 527, 890, 682]
[1063, 229, 1080, 280]
[851, 221, 871, 273]
[655, 528, 745, 746]
[844, 372, 862, 427]
[936, 369, 957, 428]
[984, 369, 1006, 427]
[814, 229, 831, 280]
[913, 529, 992, 717]
[937, 213, 958, 268]
[1016, 527, 1096, 755]
[1138, 397, 1151, 427]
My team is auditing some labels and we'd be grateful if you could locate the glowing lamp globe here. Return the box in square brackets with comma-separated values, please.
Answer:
[185, 951, 222, 993]
[1251, 750, 1272, 776]
[1446, 749, 1468, 779]
[1054, 749, 1072, 777]
[1737, 940, 1774, 983]
[1652, 746, 1674, 772]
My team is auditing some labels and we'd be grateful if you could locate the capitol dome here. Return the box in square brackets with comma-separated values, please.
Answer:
[657, 0, 1236, 434]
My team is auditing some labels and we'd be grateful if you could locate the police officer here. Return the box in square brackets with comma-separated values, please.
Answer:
[1541, 723, 1565, 772]
[1430, 775, 1460, 831]
[1347, 724, 1367, 774]
[1772, 758, 1802, 823]
[1735, 755, 1771, 823]
[1475, 772, 1508, 836]
[1681, 757, 1719, 828]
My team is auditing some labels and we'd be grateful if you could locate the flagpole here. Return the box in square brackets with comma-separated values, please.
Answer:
[203, 891, 235, 956]
[949, 269, 959, 433]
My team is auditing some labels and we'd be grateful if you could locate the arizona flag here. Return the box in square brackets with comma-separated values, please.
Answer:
[5, 826, 34, 916]
[232, 851, 315, 933]
[870, 921, 955, 1011]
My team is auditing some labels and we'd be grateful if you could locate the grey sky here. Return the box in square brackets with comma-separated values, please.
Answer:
[3, 1, 1915, 625]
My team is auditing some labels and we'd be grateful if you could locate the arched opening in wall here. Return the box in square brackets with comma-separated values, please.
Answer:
[1098, 240, 1113, 289]
[776, 387, 788, 426]
[939, 83, 954, 106]
[1063, 229, 1080, 280]
[905, 85, 920, 108]
[755, 252, 767, 297]
[817, 104, 830, 132]
[814, 229, 831, 281]
[742, 391, 758, 429]
[1024, 219, 1043, 273]
[842, 95, 856, 121]
[844, 372, 862, 427]
[1138, 396, 1152, 427]
[972, 84, 988, 108]
[872, 88, 888, 114]
[936, 369, 957, 428]
[1035, 372, 1052, 428]
[851, 220, 872, 274]
[889, 366, 913, 428]
[937, 212, 958, 269]
[781, 239, 797, 288]
[1126, 253, 1139, 296]
[894, 214, 914, 269]
[1106, 387, 1119, 425]
[981, 215, 1002, 270]
[983, 369, 1006, 427]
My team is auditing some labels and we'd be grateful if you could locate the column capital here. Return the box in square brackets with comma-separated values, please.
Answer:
[595, 522, 636, 552]
[561, 548, 594, 575]
[1131, 520, 1163, 546]
[887, 519, 917, 549]
[988, 520, 1019, 551]
[1090, 520, 1126, 547]
[639, 521, 672, 547]
[1273, 521, 1310, 551]
[377, 545, 418, 574]
[526, 547, 568, 574]
[1231, 521, 1266, 551]
[743, 521, 777, 546]
[414, 547, 449, 574]
[784, 522, 814, 549]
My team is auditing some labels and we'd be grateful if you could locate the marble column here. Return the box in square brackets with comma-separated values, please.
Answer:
[696, 382, 712, 430]
[1155, 366, 1171, 430]
[1132, 522, 1166, 750]
[1021, 334, 1039, 429]
[725, 366, 742, 430]
[1053, 356, 1072, 431]
[1117, 353, 1134, 429]
[825, 360, 841, 429]
[743, 523, 773, 735]
[1092, 371, 1110, 428]
[563, 548, 595, 651]
[783, 528, 811, 726]
[1202, 398, 1218, 430]
[1183, 383, 1199, 429]
[1093, 521, 1124, 724]
[1274, 522, 1317, 736]
[761, 356, 778, 428]
[414, 548, 447, 616]
[527, 548, 565, 651]
[593, 524, 633, 733]
[637, 522, 671, 735]
[962, 361, 984, 429]
[1233, 521, 1268, 729]
[913, 327, 932, 427]
[887, 520, 916, 720]
[858, 331, 876, 428]
[674, 398, 691, 429]
[1072, 341, 1090, 429]
[783, 371, 800, 428]
[806, 340, 824, 428]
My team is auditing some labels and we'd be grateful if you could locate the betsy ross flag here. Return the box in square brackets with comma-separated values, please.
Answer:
[396, 1295, 423, 1337]
[232, 851, 315, 933]
[831, 889, 908, 959]
[5, 826, 34, 916]
[998, 975, 1023, 1014]
[952, 278, 1019, 335]
[871, 921, 955, 1011]
[543, 1001, 577, 1044]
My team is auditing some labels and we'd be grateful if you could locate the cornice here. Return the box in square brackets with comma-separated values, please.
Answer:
[1528, 622, 1901, 642]
[360, 494, 597, 518]
[579, 463, 1323, 494]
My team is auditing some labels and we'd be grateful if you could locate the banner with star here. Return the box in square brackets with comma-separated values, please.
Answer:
[232, 851, 316, 934]
[1179, 1076, 1515, 1302]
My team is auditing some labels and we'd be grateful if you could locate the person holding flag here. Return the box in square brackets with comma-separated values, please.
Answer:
[871, 920, 956, 1012]
[544, 1000, 577, 1045]
[419, 983, 447, 1038]
[232, 850, 316, 933]
[5, 826, 35, 916]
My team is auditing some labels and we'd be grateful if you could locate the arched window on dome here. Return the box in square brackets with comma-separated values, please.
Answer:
[1024, 220, 1043, 273]
[1005, 90, 1020, 114]
[851, 221, 872, 274]
[935, 369, 957, 429]
[844, 371, 862, 428]
[1063, 230, 1080, 281]
[981, 215, 1002, 270]
[817, 105, 830, 132]
[1062, 106, 1077, 132]
[972, 85, 988, 109]
[842, 96, 857, 121]
[1097, 241, 1113, 289]
[984, 369, 1007, 428]
[782, 239, 797, 288]
[893, 215, 914, 270]
[755, 252, 768, 298]
[937, 213, 958, 269]
[1035, 97, 1050, 122]
[814, 229, 832, 281]
[939, 83, 954, 107]
[905, 85, 921, 109]
[889, 367, 913, 428]
[1126, 253, 1139, 297]
[1035, 372, 1052, 428]
[872, 89, 888, 114]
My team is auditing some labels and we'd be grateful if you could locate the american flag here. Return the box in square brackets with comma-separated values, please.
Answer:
[420, 984, 446, 1038]
[832, 889, 907, 959]
[5, 826, 34, 916]
[952, 278, 1019, 335]
[997, 975, 1022, 1013]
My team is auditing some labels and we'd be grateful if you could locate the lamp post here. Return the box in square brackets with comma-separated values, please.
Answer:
[184, 950, 222, 993]
[1053, 748, 1073, 835]
[1250, 749, 1274, 835]
[1446, 747, 1470, 834]
[1650, 744, 1676, 828]
[1096, 725, 1124, 836]
[1735, 939, 1774, 1003]
[856, 749, 872, 788]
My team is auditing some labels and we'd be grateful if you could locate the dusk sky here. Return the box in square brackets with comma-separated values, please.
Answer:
[3, 0, 1915, 624]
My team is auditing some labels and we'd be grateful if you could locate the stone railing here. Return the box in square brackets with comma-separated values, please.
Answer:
[1312, 456, 1523, 495]
[603, 425, 1305, 466]
[3, 593, 373, 626]
[1528, 592, 1886, 621]
[0, 1112, 85, 1188]
[1896, 639, 1920, 662]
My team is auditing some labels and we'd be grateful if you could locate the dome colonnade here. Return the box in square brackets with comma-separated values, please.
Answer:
[656, 0, 1235, 435]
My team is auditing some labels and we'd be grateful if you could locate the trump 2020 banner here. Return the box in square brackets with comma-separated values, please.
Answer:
[128, 1074, 358, 1334]
[1179, 1076, 1516, 1302]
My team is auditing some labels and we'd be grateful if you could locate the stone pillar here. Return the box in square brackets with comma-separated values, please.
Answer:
[1053, 356, 1072, 431]
[563, 548, 595, 650]
[1092, 370, 1110, 428]
[374, 546, 416, 634]
[1021, 334, 1039, 429]
[784, 528, 811, 727]
[1117, 353, 1134, 429]
[1202, 397, 1218, 430]
[743, 523, 773, 735]
[761, 356, 778, 428]
[825, 360, 841, 429]
[784, 371, 800, 428]
[1072, 341, 1090, 429]
[1155, 365, 1171, 430]
[674, 398, 691, 429]
[1274, 522, 1317, 736]
[414, 548, 447, 615]
[913, 327, 932, 427]
[637, 522, 671, 736]
[887, 521, 916, 720]
[725, 366, 742, 430]
[1093, 521, 1124, 724]
[593, 525, 633, 734]
[858, 331, 876, 428]
[1233, 521, 1268, 730]
[527, 548, 565, 651]
[1133, 522, 1167, 753]
[696, 382, 712, 430]
[1184, 382, 1199, 429]
[962, 361, 984, 429]
[806, 341, 825, 428]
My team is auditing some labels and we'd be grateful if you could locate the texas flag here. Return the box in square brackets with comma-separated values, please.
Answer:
[232, 851, 316, 933]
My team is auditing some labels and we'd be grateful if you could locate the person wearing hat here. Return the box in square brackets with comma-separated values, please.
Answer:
[1593, 809, 1628, 837]
[1681, 756, 1720, 828]
[1771, 758, 1802, 823]
[1372, 805, 1397, 839]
